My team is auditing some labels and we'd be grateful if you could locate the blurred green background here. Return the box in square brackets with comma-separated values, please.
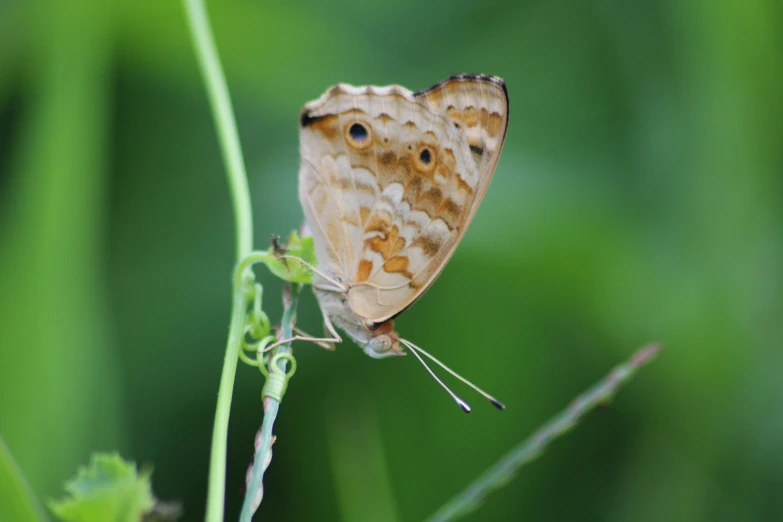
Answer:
[1, 0, 782, 520]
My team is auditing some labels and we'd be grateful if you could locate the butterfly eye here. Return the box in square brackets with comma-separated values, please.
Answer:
[369, 335, 392, 354]
[345, 121, 373, 149]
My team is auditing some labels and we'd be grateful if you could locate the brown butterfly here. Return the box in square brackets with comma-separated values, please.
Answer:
[278, 74, 509, 411]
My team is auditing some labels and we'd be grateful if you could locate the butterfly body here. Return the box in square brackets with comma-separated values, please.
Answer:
[298, 73, 509, 360]
[310, 284, 403, 358]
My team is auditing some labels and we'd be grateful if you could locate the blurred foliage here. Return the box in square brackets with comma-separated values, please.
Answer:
[0, 436, 49, 522]
[49, 454, 155, 522]
[1, 0, 782, 521]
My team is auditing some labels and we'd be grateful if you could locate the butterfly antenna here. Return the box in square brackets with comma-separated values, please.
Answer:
[400, 339, 471, 413]
[400, 338, 505, 411]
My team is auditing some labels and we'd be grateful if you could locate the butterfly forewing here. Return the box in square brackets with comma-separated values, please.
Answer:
[299, 74, 509, 323]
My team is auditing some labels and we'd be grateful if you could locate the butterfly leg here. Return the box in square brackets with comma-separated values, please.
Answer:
[290, 315, 343, 351]
[292, 327, 336, 351]
[264, 317, 342, 353]
[275, 255, 347, 292]
[322, 313, 342, 346]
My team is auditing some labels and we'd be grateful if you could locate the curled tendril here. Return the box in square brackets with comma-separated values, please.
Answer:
[261, 352, 297, 402]
[238, 279, 273, 369]
[255, 337, 277, 375]
[234, 258, 299, 402]
[249, 284, 270, 329]
[243, 323, 267, 349]
[238, 346, 258, 367]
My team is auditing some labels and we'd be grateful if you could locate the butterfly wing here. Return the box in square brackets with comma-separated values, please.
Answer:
[414, 74, 509, 227]
[298, 74, 509, 323]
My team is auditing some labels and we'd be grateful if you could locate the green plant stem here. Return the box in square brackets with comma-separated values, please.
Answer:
[427, 343, 662, 522]
[181, 1, 254, 521]
[182, 0, 252, 260]
[240, 283, 301, 522]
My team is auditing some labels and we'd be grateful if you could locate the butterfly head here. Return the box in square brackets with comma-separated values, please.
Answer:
[363, 334, 404, 359]
[362, 320, 405, 359]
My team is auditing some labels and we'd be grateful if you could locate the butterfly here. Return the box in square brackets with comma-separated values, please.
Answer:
[278, 73, 509, 412]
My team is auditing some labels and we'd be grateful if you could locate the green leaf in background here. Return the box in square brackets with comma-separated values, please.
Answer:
[49, 454, 155, 522]
[0, 436, 49, 522]
[261, 231, 316, 284]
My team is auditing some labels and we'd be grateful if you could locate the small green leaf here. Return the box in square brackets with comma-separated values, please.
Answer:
[0, 436, 49, 522]
[263, 231, 317, 284]
[49, 453, 155, 522]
